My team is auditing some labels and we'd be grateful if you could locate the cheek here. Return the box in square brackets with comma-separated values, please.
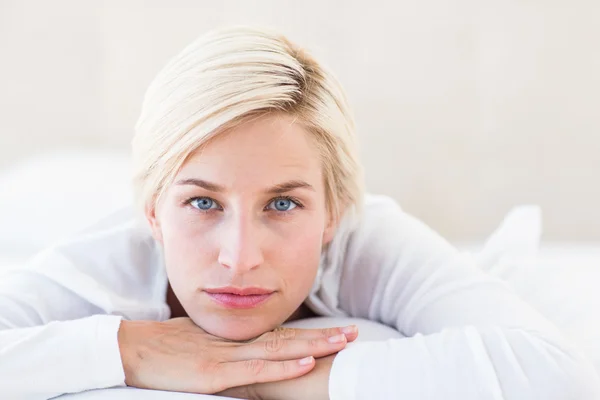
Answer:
[160, 201, 215, 245]
[159, 210, 217, 277]
[271, 222, 324, 290]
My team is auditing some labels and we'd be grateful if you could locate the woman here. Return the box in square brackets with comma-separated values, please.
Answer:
[0, 26, 598, 400]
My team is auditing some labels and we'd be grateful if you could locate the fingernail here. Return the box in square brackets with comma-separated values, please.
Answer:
[298, 356, 314, 366]
[342, 325, 357, 335]
[328, 334, 346, 343]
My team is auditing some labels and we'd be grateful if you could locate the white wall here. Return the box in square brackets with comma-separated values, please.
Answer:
[1, 0, 599, 241]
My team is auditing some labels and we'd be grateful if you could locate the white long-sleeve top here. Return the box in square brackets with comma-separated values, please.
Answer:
[0, 194, 598, 400]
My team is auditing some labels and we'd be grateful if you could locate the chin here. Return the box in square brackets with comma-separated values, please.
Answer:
[192, 313, 277, 341]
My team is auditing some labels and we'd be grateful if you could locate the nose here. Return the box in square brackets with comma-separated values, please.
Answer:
[217, 213, 264, 274]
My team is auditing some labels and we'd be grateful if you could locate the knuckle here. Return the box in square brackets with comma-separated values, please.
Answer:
[278, 328, 296, 340]
[194, 359, 215, 377]
[264, 338, 285, 353]
[261, 331, 276, 341]
[245, 359, 267, 376]
[308, 338, 321, 348]
[209, 347, 228, 363]
[321, 328, 339, 337]
[272, 327, 295, 340]
[205, 364, 226, 392]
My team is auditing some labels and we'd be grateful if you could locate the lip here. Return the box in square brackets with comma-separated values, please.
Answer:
[204, 286, 275, 295]
[204, 287, 275, 309]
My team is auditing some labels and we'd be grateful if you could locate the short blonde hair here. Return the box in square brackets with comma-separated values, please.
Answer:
[132, 25, 364, 224]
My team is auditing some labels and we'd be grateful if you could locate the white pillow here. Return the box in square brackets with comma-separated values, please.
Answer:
[468, 205, 600, 374]
[465, 204, 542, 281]
[0, 149, 133, 258]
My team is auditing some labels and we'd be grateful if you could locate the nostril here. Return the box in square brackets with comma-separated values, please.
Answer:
[218, 250, 263, 272]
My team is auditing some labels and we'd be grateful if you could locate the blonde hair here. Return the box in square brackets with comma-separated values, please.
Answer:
[132, 25, 364, 224]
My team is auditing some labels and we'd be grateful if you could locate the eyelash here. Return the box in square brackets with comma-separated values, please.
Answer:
[182, 195, 304, 215]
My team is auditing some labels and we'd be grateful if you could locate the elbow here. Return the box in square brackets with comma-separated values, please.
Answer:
[502, 329, 600, 400]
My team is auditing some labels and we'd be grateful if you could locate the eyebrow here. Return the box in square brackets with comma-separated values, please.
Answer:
[175, 178, 315, 194]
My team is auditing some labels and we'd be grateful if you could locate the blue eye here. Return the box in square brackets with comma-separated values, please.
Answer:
[190, 197, 218, 211]
[268, 197, 298, 212]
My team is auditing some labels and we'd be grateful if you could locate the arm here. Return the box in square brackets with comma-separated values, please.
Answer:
[328, 195, 600, 399]
[0, 255, 358, 399]
[0, 270, 126, 400]
[0, 211, 165, 399]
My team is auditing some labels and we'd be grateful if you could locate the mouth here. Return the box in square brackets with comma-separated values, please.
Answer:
[203, 286, 275, 309]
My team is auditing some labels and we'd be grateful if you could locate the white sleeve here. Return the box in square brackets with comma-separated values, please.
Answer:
[329, 196, 600, 400]
[0, 270, 126, 399]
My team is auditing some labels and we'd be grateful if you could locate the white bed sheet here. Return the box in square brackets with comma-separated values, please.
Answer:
[58, 387, 235, 400]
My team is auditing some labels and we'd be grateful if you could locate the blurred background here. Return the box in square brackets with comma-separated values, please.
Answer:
[4, 0, 600, 376]
[1, 0, 599, 255]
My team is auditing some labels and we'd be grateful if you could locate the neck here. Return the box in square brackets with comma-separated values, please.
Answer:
[166, 282, 188, 318]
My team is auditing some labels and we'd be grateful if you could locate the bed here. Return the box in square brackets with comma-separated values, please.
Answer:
[1, 151, 599, 399]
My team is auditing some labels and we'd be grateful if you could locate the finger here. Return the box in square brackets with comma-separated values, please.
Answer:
[234, 333, 348, 361]
[214, 356, 315, 389]
[256, 325, 359, 343]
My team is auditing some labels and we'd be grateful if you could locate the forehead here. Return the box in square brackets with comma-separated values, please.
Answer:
[178, 114, 323, 189]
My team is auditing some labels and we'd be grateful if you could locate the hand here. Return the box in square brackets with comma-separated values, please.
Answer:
[219, 354, 337, 400]
[117, 317, 358, 395]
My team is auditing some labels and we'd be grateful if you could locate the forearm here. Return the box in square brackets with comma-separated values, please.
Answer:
[0, 315, 125, 400]
[329, 327, 600, 400]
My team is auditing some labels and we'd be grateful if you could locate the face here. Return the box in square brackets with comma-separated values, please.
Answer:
[146, 113, 337, 341]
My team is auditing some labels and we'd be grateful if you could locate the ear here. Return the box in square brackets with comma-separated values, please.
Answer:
[322, 213, 338, 246]
[144, 203, 164, 244]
